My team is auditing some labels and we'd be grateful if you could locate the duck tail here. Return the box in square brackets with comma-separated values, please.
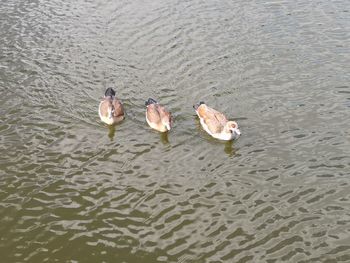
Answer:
[105, 87, 116, 97]
[145, 98, 158, 106]
[193, 101, 205, 110]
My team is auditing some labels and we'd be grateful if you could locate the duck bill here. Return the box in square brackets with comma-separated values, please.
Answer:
[234, 128, 241, 137]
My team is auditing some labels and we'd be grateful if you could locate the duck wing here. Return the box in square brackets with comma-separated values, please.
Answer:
[157, 105, 172, 126]
[197, 105, 227, 134]
[99, 99, 110, 118]
[208, 106, 228, 127]
[112, 98, 124, 117]
[146, 104, 161, 124]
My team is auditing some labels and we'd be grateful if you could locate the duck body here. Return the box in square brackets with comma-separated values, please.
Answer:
[194, 102, 241, 140]
[99, 88, 125, 125]
[145, 98, 172, 132]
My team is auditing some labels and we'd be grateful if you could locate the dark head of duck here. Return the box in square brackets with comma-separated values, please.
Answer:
[145, 98, 158, 106]
[105, 88, 116, 98]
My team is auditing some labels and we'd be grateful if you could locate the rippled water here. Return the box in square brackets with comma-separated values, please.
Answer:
[1, 0, 350, 262]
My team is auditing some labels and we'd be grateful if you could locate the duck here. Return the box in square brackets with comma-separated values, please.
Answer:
[99, 88, 125, 125]
[145, 98, 172, 132]
[194, 102, 241, 140]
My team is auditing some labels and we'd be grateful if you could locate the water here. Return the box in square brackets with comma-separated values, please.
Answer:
[1, 0, 349, 262]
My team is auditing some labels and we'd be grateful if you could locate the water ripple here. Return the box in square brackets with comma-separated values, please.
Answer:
[1, 0, 350, 262]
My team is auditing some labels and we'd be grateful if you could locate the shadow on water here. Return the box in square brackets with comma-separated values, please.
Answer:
[160, 131, 169, 145]
[108, 125, 116, 140]
[224, 140, 236, 157]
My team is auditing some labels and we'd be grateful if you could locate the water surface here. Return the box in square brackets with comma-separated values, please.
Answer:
[1, 0, 350, 262]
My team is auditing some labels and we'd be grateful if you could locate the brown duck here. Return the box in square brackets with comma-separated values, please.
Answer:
[194, 102, 240, 140]
[145, 98, 172, 132]
[99, 88, 125, 125]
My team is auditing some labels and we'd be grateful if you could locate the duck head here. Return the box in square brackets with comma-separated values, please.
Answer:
[227, 121, 241, 138]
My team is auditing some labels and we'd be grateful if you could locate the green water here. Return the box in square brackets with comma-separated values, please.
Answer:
[1, 0, 349, 262]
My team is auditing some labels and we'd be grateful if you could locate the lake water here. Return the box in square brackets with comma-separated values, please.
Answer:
[1, 0, 349, 262]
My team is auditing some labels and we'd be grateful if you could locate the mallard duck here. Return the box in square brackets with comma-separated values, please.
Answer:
[99, 88, 125, 125]
[145, 98, 172, 132]
[194, 102, 240, 140]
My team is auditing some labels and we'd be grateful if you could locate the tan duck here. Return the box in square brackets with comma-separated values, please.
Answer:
[145, 98, 172, 132]
[194, 102, 241, 140]
[99, 88, 125, 125]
